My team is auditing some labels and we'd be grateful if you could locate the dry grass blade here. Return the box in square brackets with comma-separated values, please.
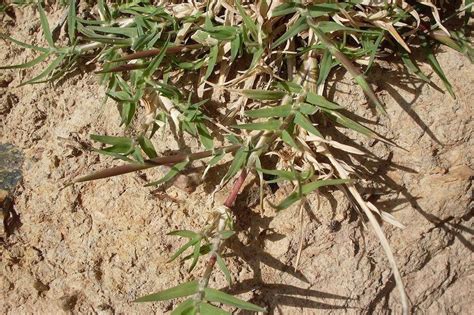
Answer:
[324, 150, 409, 314]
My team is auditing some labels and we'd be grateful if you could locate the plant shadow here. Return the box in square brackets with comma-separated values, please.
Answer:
[210, 46, 472, 311]
[210, 179, 355, 313]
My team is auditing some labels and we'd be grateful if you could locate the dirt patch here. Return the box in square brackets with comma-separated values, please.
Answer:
[1, 5, 473, 314]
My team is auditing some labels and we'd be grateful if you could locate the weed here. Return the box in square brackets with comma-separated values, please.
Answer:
[1, 0, 472, 313]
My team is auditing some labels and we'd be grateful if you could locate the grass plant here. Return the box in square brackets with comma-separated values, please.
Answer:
[1, 0, 472, 313]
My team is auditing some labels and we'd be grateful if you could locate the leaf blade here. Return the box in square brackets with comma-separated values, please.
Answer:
[204, 288, 266, 312]
[134, 281, 199, 302]
[37, 1, 55, 47]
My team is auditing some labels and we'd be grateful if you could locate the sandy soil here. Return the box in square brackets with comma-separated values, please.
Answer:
[1, 4, 473, 315]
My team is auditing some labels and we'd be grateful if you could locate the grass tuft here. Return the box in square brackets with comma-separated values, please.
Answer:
[2, 0, 472, 313]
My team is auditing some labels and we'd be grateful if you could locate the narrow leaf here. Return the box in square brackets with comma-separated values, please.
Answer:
[235, 0, 258, 40]
[134, 281, 199, 302]
[317, 49, 333, 86]
[204, 45, 219, 81]
[0, 52, 50, 70]
[204, 288, 266, 312]
[399, 51, 431, 83]
[222, 147, 247, 184]
[423, 42, 455, 98]
[37, 1, 55, 47]
[272, 16, 307, 49]
[168, 239, 198, 262]
[275, 179, 351, 210]
[199, 302, 230, 315]
[19, 55, 65, 85]
[189, 238, 203, 272]
[171, 299, 196, 315]
[167, 230, 198, 238]
[245, 104, 292, 118]
[271, 3, 297, 17]
[281, 129, 299, 149]
[216, 253, 232, 285]
[321, 109, 376, 138]
[197, 122, 214, 150]
[306, 92, 342, 110]
[67, 0, 76, 42]
[0, 34, 48, 53]
[145, 161, 189, 186]
[233, 120, 282, 131]
[256, 168, 297, 181]
[219, 231, 235, 239]
[233, 89, 286, 101]
[143, 38, 169, 79]
[294, 112, 322, 137]
[230, 34, 241, 61]
[138, 136, 158, 159]
[91, 134, 134, 154]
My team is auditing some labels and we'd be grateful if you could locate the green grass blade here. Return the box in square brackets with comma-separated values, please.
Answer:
[0, 33, 49, 53]
[204, 288, 266, 312]
[171, 299, 196, 315]
[233, 89, 286, 101]
[87, 25, 138, 38]
[91, 134, 134, 154]
[221, 147, 247, 184]
[298, 103, 318, 115]
[321, 109, 376, 138]
[0, 52, 50, 69]
[306, 92, 342, 110]
[98, 0, 111, 22]
[256, 168, 297, 181]
[235, 0, 258, 41]
[204, 45, 219, 81]
[367, 32, 385, 72]
[307, 3, 349, 18]
[168, 239, 198, 262]
[134, 281, 199, 302]
[294, 112, 322, 137]
[188, 238, 203, 272]
[316, 49, 333, 86]
[275, 179, 351, 211]
[399, 51, 431, 83]
[145, 161, 189, 186]
[353, 75, 386, 114]
[138, 136, 158, 159]
[219, 230, 235, 239]
[67, 0, 76, 43]
[422, 42, 455, 98]
[199, 302, 230, 315]
[230, 34, 242, 61]
[233, 120, 282, 131]
[167, 230, 199, 238]
[37, 1, 55, 47]
[275, 81, 303, 93]
[19, 55, 65, 85]
[249, 47, 264, 69]
[143, 39, 169, 79]
[120, 102, 136, 126]
[245, 104, 292, 118]
[309, 24, 386, 114]
[272, 16, 308, 49]
[216, 253, 232, 285]
[281, 129, 299, 149]
[271, 3, 297, 17]
[197, 122, 214, 150]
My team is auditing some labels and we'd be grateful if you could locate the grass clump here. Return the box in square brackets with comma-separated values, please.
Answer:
[1, 0, 472, 313]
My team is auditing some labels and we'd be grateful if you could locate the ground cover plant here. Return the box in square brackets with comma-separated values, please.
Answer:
[1, 0, 472, 313]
